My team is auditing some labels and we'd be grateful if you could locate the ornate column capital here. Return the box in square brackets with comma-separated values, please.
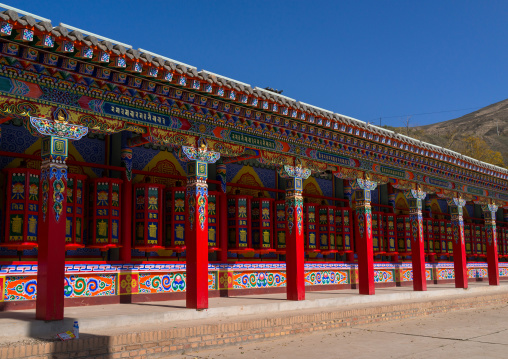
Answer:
[481, 203, 499, 215]
[30, 114, 88, 140]
[351, 178, 377, 191]
[278, 164, 312, 180]
[447, 197, 466, 208]
[405, 188, 427, 201]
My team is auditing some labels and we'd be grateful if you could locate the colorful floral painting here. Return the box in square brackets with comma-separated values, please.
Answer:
[4, 276, 37, 301]
[374, 269, 394, 283]
[233, 271, 286, 289]
[139, 273, 187, 293]
[64, 274, 116, 297]
[304, 270, 349, 286]
[436, 268, 455, 280]
[400, 269, 433, 281]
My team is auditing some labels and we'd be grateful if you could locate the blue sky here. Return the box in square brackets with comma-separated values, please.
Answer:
[11, 1, 508, 127]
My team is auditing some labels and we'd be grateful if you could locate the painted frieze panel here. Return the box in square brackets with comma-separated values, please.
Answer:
[4, 275, 36, 301]
[304, 270, 349, 286]
[232, 271, 286, 289]
[64, 274, 116, 298]
[436, 268, 455, 280]
[374, 269, 394, 283]
[400, 268, 433, 282]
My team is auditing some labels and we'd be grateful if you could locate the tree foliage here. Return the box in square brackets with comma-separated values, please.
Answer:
[453, 136, 505, 168]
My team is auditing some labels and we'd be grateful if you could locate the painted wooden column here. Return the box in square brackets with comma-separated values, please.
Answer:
[482, 203, 499, 286]
[448, 197, 468, 289]
[180, 140, 220, 309]
[352, 177, 377, 295]
[216, 162, 228, 263]
[279, 162, 311, 301]
[405, 188, 427, 291]
[30, 113, 88, 320]
[120, 147, 133, 262]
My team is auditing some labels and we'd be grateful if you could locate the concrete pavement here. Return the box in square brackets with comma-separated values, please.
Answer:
[168, 302, 508, 359]
[1, 282, 507, 342]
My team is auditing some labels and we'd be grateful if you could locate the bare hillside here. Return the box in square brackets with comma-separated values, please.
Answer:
[398, 99, 508, 166]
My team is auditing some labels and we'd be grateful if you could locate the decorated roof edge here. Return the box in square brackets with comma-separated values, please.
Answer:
[0, 3, 506, 181]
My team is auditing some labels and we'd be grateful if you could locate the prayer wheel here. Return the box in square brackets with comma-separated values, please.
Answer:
[318, 205, 337, 254]
[496, 225, 503, 257]
[471, 224, 483, 256]
[304, 203, 318, 252]
[434, 219, 448, 256]
[65, 174, 86, 250]
[445, 220, 454, 255]
[133, 183, 165, 252]
[423, 218, 435, 255]
[384, 213, 397, 254]
[464, 223, 473, 256]
[164, 185, 186, 252]
[227, 194, 252, 252]
[372, 212, 385, 254]
[396, 215, 412, 255]
[502, 225, 508, 257]
[335, 207, 353, 253]
[207, 191, 220, 252]
[499, 225, 508, 258]
[274, 200, 287, 253]
[251, 197, 274, 253]
[88, 178, 122, 250]
[2, 168, 40, 250]
[480, 225, 487, 256]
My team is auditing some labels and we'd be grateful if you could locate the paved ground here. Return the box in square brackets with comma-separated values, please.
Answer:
[2, 281, 507, 342]
[167, 303, 508, 359]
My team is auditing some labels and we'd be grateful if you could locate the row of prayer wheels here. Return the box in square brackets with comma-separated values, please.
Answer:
[0, 169, 224, 253]
[3, 168, 88, 251]
[2, 168, 508, 258]
[226, 196, 355, 255]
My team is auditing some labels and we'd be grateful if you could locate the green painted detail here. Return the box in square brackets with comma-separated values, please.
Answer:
[467, 187, 483, 195]
[0, 76, 13, 93]
[229, 132, 276, 150]
[380, 166, 405, 178]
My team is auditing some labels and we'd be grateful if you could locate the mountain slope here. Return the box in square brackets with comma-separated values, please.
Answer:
[399, 99, 508, 167]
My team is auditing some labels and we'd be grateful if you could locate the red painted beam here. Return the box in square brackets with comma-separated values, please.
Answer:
[0, 116, 12, 124]
[0, 150, 126, 172]
[222, 154, 261, 164]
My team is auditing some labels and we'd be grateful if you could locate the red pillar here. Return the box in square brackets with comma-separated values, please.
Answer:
[216, 163, 228, 263]
[280, 163, 310, 301]
[120, 147, 132, 262]
[36, 136, 68, 320]
[405, 189, 427, 291]
[32, 114, 88, 321]
[182, 142, 220, 310]
[448, 198, 468, 289]
[285, 180, 305, 301]
[353, 178, 377, 295]
[482, 204, 499, 286]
